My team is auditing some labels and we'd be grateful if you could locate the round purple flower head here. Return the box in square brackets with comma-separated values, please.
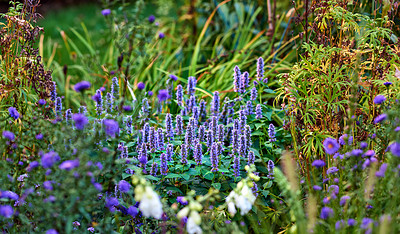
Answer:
[158, 32, 165, 39]
[46, 230, 58, 234]
[390, 142, 400, 157]
[59, 159, 80, 171]
[103, 119, 119, 137]
[101, 9, 111, 16]
[169, 74, 178, 81]
[177, 196, 188, 205]
[384, 82, 392, 86]
[137, 82, 145, 90]
[38, 99, 46, 105]
[72, 113, 88, 130]
[320, 207, 334, 219]
[42, 151, 60, 168]
[123, 105, 132, 112]
[148, 15, 155, 23]
[323, 138, 340, 155]
[128, 206, 138, 217]
[8, 107, 19, 120]
[311, 159, 326, 168]
[373, 95, 386, 104]
[313, 185, 322, 191]
[158, 89, 169, 102]
[118, 180, 131, 193]
[327, 167, 339, 175]
[74, 81, 91, 92]
[2, 131, 15, 141]
[374, 114, 387, 124]
[148, 91, 153, 96]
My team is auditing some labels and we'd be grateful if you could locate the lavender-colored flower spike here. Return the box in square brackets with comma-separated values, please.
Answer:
[257, 57, 264, 81]
[267, 160, 275, 179]
[143, 123, 150, 143]
[226, 117, 233, 136]
[212, 91, 220, 117]
[240, 72, 249, 93]
[55, 97, 62, 118]
[194, 142, 203, 165]
[187, 76, 197, 96]
[246, 101, 253, 115]
[199, 100, 207, 121]
[137, 130, 144, 146]
[138, 146, 148, 169]
[244, 125, 252, 150]
[141, 98, 150, 117]
[233, 154, 240, 177]
[218, 124, 225, 142]
[51, 81, 57, 101]
[248, 151, 255, 165]
[210, 116, 218, 136]
[192, 106, 200, 123]
[65, 109, 72, 125]
[175, 115, 183, 135]
[106, 92, 114, 113]
[188, 95, 197, 112]
[181, 144, 188, 164]
[230, 129, 239, 154]
[93, 89, 103, 115]
[256, 104, 262, 119]
[198, 125, 205, 142]
[250, 87, 257, 101]
[149, 127, 157, 152]
[160, 153, 168, 175]
[176, 84, 183, 106]
[165, 113, 174, 141]
[166, 144, 174, 161]
[210, 143, 219, 172]
[268, 124, 276, 142]
[206, 130, 214, 148]
[126, 116, 133, 134]
[233, 66, 241, 93]
[79, 106, 88, 115]
[111, 77, 119, 99]
[185, 122, 194, 147]
[238, 111, 247, 134]
[150, 162, 158, 176]
[239, 135, 247, 157]
[157, 128, 165, 151]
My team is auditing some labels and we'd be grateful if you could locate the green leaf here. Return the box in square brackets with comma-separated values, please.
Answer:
[212, 183, 221, 190]
[263, 181, 273, 189]
[145, 175, 160, 181]
[180, 174, 190, 181]
[203, 172, 214, 180]
[252, 131, 264, 136]
[165, 173, 181, 179]
[262, 190, 270, 198]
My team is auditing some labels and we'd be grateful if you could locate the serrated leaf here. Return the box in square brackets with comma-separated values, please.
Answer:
[212, 182, 221, 190]
[262, 190, 270, 198]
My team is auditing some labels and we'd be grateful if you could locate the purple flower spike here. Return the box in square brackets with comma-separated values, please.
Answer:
[323, 138, 340, 155]
[74, 81, 91, 92]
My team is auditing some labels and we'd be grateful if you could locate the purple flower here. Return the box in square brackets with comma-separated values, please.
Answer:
[327, 167, 338, 175]
[59, 159, 80, 171]
[390, 142, 400, 156]
[42, 151, 60, 168]
[320, 207, 334, 219]
[8, 107, 19, 120]
[311, 159, 326, 168]
[35, 133, 43, 140]
[38, 99, 46, 105]
[160, 153, 168, 175]
[257, 57, 264, 81]
[233, 65, 241, 92]
[210, 143, 219, 172]
[148, 91, 153, 96]
[128, 206, 138, 217]
[93, 183, 102, 191]
[0, 205, 13, 218]
[250, 87, 257, 101]
[374, 114, 387, 124]
[177, 196, 188, 205]
[74, 81, 91, 92]
[148, 15, 155, 23]
[158, 32, 165, 39]
[233, 154, 240, 177]
[256, 104, 262, 119]
[2, 131, 15, 141]
[348, 219, 357, 226]
[384, 82, 392, 86]
[87, 227, 95, 233]
[268, 124, 276, 142]
[373, 95, 386, 104]
[375, 163, 388, 177]
[313, 185, 322, 191]
[169, 74, 178, 81]
[360, 142, 368, 149]
[158, 89, 169, 102]
[0, 191, 19, 200]
[137, 82, 145, 90]
[361, 218, 374, 229]
[43, 181, 53, 191]
[72, 113, 88, 130]
[340, 195, 350, 206]
[118, 180, 131, 193]
[101, 9, 111, 16]
[105, 197, 119, 212]
[103, 119, 119, 137]
[323, 138, 340, 155]
[27, 161, 39, 172]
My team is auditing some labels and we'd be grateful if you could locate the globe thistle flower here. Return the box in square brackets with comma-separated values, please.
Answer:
[148, 15, 155, 23]
[373, 95, 386, 104]
[103, 119, 119, 137]
[212, 91, 220, 117]
[194, 142, 203, 165]
[8, 107, 19, 120]
[176, 84, 183, 106]
[72, 113, 88, 130]
[187, 76, 197, 96]
[181, 144, 188, 164]
[150, 162, 158, 176]
[233, 65, 241, 92]
[160, 153, 168, 175]
[267, 160, 274, 179]
[247, 151, 255, 165]
[240, 72, 249, 93]
[257, 57, 264, 81]
[320, 207, 334, 219]
[165, 114, 174, 141]
[250, 87, 257, 101]
[118, 180, 131, 193]
[51, 81, 57, 101]
[157, 128, 165, 151]
[210, 143, 219, 172]
[2, 131, 15, 141]
[55, 97, 63, 118]
[166, 144, 174, 161]
[206, 130, 214, 148]
[101, 9, 111, 16]
[255, 104, 262, 119]
[268, 124, 276, 142]
[246, 101, 253, 115]
[323, 138, 340, 155]
[374, 114, 387, 124]
[137, 82, 145, 90]
[158, 32, 165, 39]
[198, 125, 205, 142]
[233, 154, 240, 177]
[41, 151, 60, 168]
[158, 89, 170, 102]
[218, 124, 225, 142]
[311, 159, 326, 168]
[74, 81, 91, 92]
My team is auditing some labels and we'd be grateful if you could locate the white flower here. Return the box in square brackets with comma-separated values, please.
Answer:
[187, 216, 203, 234]
[226, 184, 256, 216]
[177, 207, 190, 220]
[227, 201, 237, 216]
[235, 194, 253, 215]
[138, 186, 163, 219]
[395, 68, 400, 79]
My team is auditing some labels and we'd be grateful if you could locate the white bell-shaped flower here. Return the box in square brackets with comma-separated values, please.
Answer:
[138, 186, 163, 219]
